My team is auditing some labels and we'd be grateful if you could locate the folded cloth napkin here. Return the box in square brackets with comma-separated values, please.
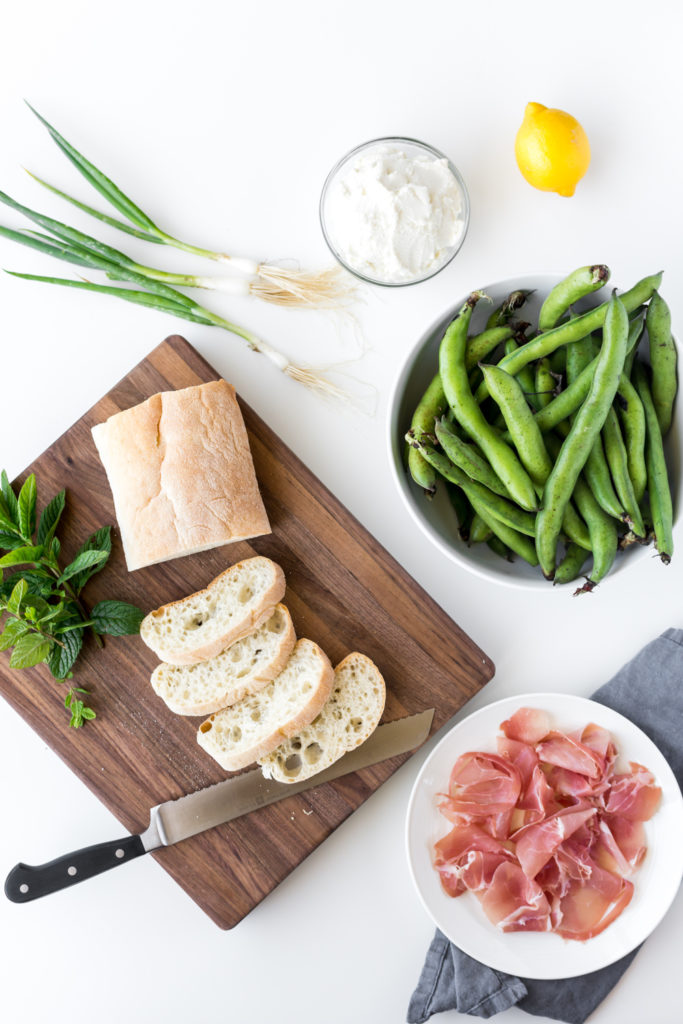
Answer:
[408, 628, 683, 1024]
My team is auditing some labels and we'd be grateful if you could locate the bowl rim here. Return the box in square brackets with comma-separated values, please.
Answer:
[318, 135, 470, 287]
[386, 272, 679, 590]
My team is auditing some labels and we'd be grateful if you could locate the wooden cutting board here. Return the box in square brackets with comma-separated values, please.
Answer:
[0, 335, 495, 928]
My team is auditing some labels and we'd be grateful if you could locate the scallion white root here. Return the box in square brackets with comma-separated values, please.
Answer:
[250, 263, 357, 309]
[178, 262, 359, 310]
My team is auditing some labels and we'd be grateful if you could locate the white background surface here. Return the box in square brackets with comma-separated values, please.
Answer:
[0, 2, 681, 1023]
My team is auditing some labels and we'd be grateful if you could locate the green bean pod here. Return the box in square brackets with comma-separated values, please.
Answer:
[538, 265, 610, 332]
[465, 325, 514, 371]
[616, 374, 647, 503]
[602, 408, 646, 535]
[503, 338, 540, 410]
[571, 476, 618, 586]
[646, 290, 677, 435]
[434, 417, 511, 498]
[633, 362, 674, 563]
[554, 543, 590, 585]
[526, 316, 647, 438]
[439, 297, 538, 510]
[413, 442, 537, 537]
[565, 334, 597, 385]
[469, 497, 539, 566]
[474, 272, 662, 402]
[481, 365, 591, 551]
[564, 329, 625, 522]
[486, 289, 533, 329]
[406, 372, 448, 495]
[480, 363, 552, 489]
[469, 513, 493, 544]
[535, 295, 629, 577]
[535, 358, 556, 409]
[583, 439, 625, 520]
[446, 483, 473, 541]
[548, 348, 567, 376]
[486, 535, 514, 561]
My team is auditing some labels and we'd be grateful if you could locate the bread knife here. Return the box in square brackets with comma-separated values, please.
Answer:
[4, 708, 434, 903]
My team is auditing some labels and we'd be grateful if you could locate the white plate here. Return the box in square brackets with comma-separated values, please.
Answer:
[405, 693, 683, 979]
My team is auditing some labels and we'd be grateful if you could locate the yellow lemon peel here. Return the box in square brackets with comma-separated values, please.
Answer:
[515, 102, 591, 197]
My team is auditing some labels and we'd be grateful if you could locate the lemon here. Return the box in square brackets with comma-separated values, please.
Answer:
[515, 102, 591, 197]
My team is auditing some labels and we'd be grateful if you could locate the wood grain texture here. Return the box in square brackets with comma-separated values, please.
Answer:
[0, 335, 495, 928]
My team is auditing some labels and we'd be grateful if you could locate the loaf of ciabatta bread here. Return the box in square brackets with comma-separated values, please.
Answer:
[258, 652, 385, 782]
[197, 638, 334, 771]
[140, 556, 286, 665]
[150, 604, 296, 716]
[91, 379, 270, 571]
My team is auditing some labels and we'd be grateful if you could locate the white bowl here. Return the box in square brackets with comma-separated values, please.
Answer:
[405, 693, 683, 979]
[387, 274, 681, 590]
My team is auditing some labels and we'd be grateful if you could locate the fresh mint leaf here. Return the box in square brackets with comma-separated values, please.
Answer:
[51, 536, 61, 560]
[39, 599, 65, 624]
[22, 595, 51, 622]
[37, 490, 66, 545]
[0, 532, 30, 551]
[90, 599, 143, 636]
[0, 545, 44, 569]
[70, 526, 112, 591]
[7, 578, 28, 615]
[0, 471, 20, 527]
[69, 699, 85, 728]
[66, 692, 94, 728]
[47, 627, 82, 679]
[9, 632, 52, 669]
[57, 548, 108, 585]
[7, 568, 55, 598]
[0, 618, 30, 650]
[0, 506, 19, 536]
[17, 474, 37, 540]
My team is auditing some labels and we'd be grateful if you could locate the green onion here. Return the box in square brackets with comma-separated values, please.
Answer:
[25, 104, 355, 310]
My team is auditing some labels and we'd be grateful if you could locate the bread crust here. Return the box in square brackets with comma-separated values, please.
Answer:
[197, 639, 334, 771]
[150, 603, 297, 716]
[140, 557, 286, 664]
[92, 379, 270, 572]
[259, 651, 385, 782]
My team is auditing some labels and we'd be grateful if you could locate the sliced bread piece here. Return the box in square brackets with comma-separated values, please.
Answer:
[140, 556, 285, 665]
[258, 652, 385, 783]
[197, 638, 334, 771]
[150, 604, 296, 716]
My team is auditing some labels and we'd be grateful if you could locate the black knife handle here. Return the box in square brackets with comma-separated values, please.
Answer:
[4, 834, 146, 903]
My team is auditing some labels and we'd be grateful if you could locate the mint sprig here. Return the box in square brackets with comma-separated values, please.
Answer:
[0, 470, 144, 728]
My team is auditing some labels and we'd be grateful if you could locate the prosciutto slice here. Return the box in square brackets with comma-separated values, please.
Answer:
[480, 862, 551, 932]
[605, 762, 662, 821]
[501, 707, 551, 745]
[536, 730, 605, 779]
[434, 824, 513, 897]
[439, 751, 521, 817]
[555, 860, 634, 941]
[432, 707, 660, 942]
[513, 805, 597, 879]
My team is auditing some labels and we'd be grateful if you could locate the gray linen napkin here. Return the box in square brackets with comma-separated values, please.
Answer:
[408, 628, 683, 1024]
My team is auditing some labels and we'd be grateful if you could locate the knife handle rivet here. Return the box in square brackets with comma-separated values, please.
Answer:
[115, 848, 125, 859]
[19, 884, 29, 894]
[67, 866, 77, 877]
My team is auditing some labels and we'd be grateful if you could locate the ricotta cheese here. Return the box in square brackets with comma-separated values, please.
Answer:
[323, 142, 466, 284]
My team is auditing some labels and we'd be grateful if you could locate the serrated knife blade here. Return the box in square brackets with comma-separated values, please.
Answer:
[4, 708, 434, 904]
